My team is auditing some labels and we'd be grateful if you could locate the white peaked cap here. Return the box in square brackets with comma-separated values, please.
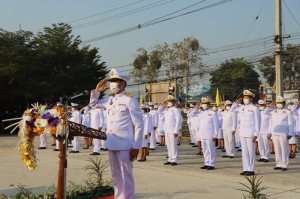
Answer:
[109, 68, 130, 82]
[258, 100, 267, 105]
[71, 103, 79, 107]
[225, 100, 232, 105]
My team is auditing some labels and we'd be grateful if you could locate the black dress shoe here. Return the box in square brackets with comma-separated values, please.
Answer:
[156, 142, 160, 144]
[69, 150, 74, 153]
[189, 143, 194, 145]
[246, 172, 255, 176]
[68, 145, 73, 148]
[235, 147, 239, 148]
[229, 156, 234, 158]
[201, 165, 209, 169]
[103, 149, 108, 151]
[273, 167, 282, 170]
[222, 149, 226, 152]
[237, 149, 242, 151]
[192, 145, 198, 147]
[171, 162, 177, 166]
[150, 148, 155, 150]
[207, 166, 215, 170]
[263, 159, 269, 162]
[166, 156, 169, 158]
[281, 168, 287, 171]
[257, 158, 264, 162]
[100, 148, 104, 151]
[38, 147, 46, 149]
[240, 171, 247, 175]
[53, 149, 59, 151]
[164, 162, 172, 165]
[222, 155, 229, 158]
[73, 151, 79, 153]
[83, 147, 89, 149]
[90, 152, 100, 155]
[270, 152, 275, 154]
[51, 144, 56, 146]
[158, 144, 163, 146]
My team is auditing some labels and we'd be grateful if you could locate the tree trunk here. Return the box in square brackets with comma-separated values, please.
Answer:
[137, 81, 140, 99]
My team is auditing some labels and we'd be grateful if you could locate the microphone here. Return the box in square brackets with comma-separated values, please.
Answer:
[69, 90, 89, 100]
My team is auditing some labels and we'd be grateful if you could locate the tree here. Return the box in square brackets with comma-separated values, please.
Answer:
[209, 58, 261, 101]
[258, 44, 300, 89]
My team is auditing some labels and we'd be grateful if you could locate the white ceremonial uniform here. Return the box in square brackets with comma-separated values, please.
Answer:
[156, 108, 166, 137]
[178, 115, 183, 137]
[158, 105, 181, 163]
[101, 109, 108, 149]
[230, 103, 261, 172]
[217, 111, 224, 139]
[235, 112, 241, 149]
[257, 111, 271, 160]
[70, 110, 82, 151]
[219, 108, 237, 157]
[188, 108, 203, 142]
[90, 107, 104, 153]
[189, 112, 199, 146]
[90, 89, 143, 199]
[81, 107, 91, 138]
[289, 113, 299, 145]
[184, 108, 194, 143]
[142, 113, 150, 147]
[197, 108, 219, 167]
[149, 109, 158, 149]
[291, 105, 300, 151]
[264, 107, 294, 168]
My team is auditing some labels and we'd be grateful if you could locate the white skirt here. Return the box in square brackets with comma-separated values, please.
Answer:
[217, 128, 223, 139]
[142, 135, 150, 147]
[156, 127, 165, 136]
[289, 136, 298, 145]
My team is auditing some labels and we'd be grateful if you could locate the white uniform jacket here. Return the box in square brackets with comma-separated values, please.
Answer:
[70, 110, 82, 124]
[264, 107, 294, 136]
[81, 108, 91, 127]
[291, 105, 300, 135]
[188, 108, 202, 132]
[149, 110, 158, 129]
[158, 105, 181, 134]
[184, 108, 192, 126]
[230, 103, 261, 137]
[157, 109, 166, 128]
[197, 108, 219, 139]
[218, 108, 236, 131]
[89, 90, 144, 150]
[259, 111, 271, 135]
[142, 113, 150, 136]
[90, 108, 104, 130]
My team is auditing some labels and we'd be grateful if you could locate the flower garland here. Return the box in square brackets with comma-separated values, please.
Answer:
[16, 103, 66, 170]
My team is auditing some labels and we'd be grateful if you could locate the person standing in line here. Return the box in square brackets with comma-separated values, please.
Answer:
[90, 105, 104, 155]
[146, 106, 152, 156]
[177, 111, 183, 145]
[149, 102, 158, 151]
[288, 105, 299, 158]
[230, 90, 261, 176]
[257, 100, 271, 162]
[264, 96, 293, 171]
[81, 106, 92, 149]
[184, 104, 195, 145]
[101, 108, 108, 151]
[69, 103, 82, 153]
[219, 100, 237, 158]
[189, 109, 199, 148]
[89, 69, 143, 199]
[154, 105, 160, 144]
[138, 105, 150, 162]
[216, 106, 224, 151]
[158, 96, 181, 166]
[156, 105, 166, 146]
[236, 111, 242, 151]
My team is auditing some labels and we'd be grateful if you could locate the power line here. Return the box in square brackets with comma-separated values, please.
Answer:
[283, 0, 300, 29]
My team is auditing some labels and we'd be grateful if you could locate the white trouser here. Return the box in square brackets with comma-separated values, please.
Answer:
[224, 130, 235, 157]
[150, 130, 156, 148]
[109, 150, 134, 199]
[101, 140, 107, 149]
[155, 128, 160, 142]
[72, 136, 80, 151]
[56, 139, 59, 149]
[240, 136, 255, 172]
[40, 133, 47, 147]
[235, 128, 241, 148]
[258, 134, 270, 160]
[193, 130, 198, 146]
[202, 139, 216, 167]
[272, 134, 289, 168]
[189, 124, 194, 143]
[166, 133, 178, 163]
[93, 139, 101, 153]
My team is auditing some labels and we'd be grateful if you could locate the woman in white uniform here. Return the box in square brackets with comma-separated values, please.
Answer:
[81, 106, 91, 149]
[139, 105, 150, 162]
[289, 105, 299, 158]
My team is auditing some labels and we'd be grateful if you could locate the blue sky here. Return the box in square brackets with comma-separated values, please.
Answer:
[1, 0, 300, 96]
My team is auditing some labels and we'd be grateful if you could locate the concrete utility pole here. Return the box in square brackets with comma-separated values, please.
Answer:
[275, 0, 284, 96]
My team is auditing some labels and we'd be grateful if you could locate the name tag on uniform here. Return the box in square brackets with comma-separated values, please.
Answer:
[282, 111, 286, 114]
[208, 114, 212, 116]
[248, 110, 253, 112]
[118, 104, 126, 106]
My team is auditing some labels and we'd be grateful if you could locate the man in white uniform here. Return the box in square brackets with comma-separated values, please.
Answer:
[264, 96, 293, 171]
[219, 100, 237, 158]
[184, 104, 195, 145]
[156, 105, 166, 146]
[257, 100, 271, 162]
[90, 106, 104, 155]
[230, 90, 261, 176]
[69, 103, 82, 153]
[194, 98, 218, 170]
[149, 102, 158, 150]
[89, 69, 143, 199]
[158, 95, 181, 166]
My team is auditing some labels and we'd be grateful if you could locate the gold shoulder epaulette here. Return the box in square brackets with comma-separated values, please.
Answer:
[124, 93, 133, 98]
[109, 93, 115, 96]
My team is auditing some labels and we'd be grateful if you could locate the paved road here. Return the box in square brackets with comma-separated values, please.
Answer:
[0, 134, 299, 198]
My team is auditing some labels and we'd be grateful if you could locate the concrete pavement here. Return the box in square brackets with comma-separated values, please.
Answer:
[0, 134, 299, 198]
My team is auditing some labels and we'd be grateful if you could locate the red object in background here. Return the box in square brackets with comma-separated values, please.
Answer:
[177, 102, 181, 108]
[90, 196, 114, 199]
[262, 84, 267, 101]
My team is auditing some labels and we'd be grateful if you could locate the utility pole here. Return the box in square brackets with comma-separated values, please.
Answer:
[275, 0, 283, 96]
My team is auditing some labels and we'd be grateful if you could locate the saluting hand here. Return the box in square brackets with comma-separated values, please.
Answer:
[269, 102, 276, 108]
[236, 98, 243, 104]
[296, 101, 300, 106]
[162, 100, 168, 106]
[195, 102, 201, 108]
[222, 105, 226, 110]
[95, 79, 108, 93]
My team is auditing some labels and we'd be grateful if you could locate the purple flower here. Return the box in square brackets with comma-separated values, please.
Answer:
[41, 112, 51, 119]
[30, 117, 36, 123]
[26, 120, 35, 128]
[31, 109, 38, 114]
[48, 117, 59, 126]
[46, 105, 54, 110]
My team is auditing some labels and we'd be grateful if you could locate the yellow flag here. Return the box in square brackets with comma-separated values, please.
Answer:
[216, 88, 220, 107]
[139, 95, 143, 104]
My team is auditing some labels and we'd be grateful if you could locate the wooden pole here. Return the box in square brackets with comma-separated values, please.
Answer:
[57, 141, 65, 199]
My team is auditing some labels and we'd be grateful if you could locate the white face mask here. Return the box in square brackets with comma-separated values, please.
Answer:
[212, 107, 216, 111]
[202, 104, 208, 110]
[276, 104, 284, 109]
[149, 107, 153, 110]
[226, 106, 230, 111]
[72, 108, 75, 111]
[259, 107, 265, 111]
[110, 82, 120, 93]
[167, 102, 173, 107]
[141, 110, 145, 113]
[243, 99, 250, 105]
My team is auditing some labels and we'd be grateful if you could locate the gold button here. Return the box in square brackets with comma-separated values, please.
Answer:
[113, 106, 115, 107]
[115, 98, 117, 100]
[110, 130, 112, 132]
[113, 113, 114, 115]
[111, 121, 113, 123]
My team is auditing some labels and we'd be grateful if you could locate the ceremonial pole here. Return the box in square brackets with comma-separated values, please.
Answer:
[275, 0, 283, 96]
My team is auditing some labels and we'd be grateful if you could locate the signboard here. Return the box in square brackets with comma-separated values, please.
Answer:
[284, 90, 299, 104]
[266, 87, 273, 102]
[182, 85, 211, 97]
